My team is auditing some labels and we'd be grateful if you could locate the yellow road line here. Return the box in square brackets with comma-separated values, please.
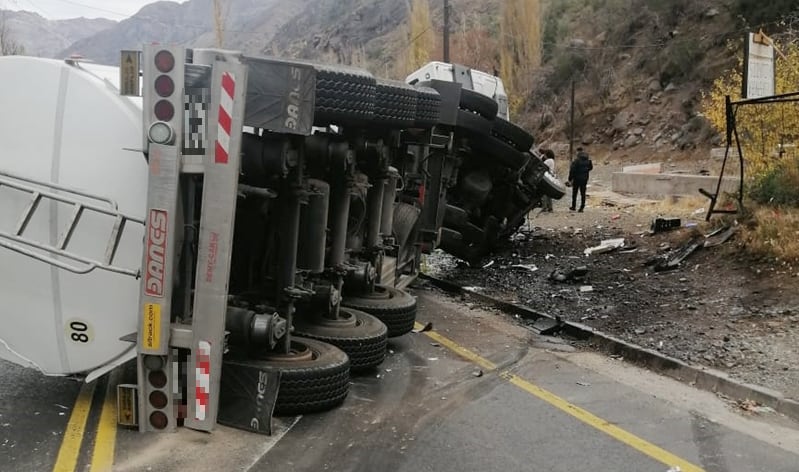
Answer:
[90, 378, 118, 472]
[414, 322, 705, 472]
[53, 381, 97, 472]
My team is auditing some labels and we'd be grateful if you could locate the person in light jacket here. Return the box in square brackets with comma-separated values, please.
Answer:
[568, 147, 593, 212]
[540, 149, 556, 212]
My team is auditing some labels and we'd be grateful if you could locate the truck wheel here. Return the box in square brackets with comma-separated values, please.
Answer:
[293, 308, 388, 372]
[374, 78, 417, 128]
[460, 89, 498, 119]
[414, 86, 442, 127]
[456, 109, 492, 136]
[312, 63, 377, 126]
[492, 117, 535, 152]
[342, 285, 417, 338]
[470, 136, 531, 170]
[229, 337, 350, 416]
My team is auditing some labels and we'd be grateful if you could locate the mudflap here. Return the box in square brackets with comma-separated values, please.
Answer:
[218, 360, 281, 435]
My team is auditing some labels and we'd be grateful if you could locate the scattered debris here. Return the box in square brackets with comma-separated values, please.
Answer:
[549, 266, 589, 283]
[584, 238, 626, 256]
[652, 236, 704, 272]
[427, 357, 439, 361]
[532, 317, 562, 335]
[579, 285, 594, 293]
[693, 208, 706, 215]
[576, 381, 591, 387]
[651, 217, 681, 233]
[511, 264, 539, 272]
[667, 466, 682, 472]
[704, 225, 737, 248]
[430, 342, 441, 347]
[413, 322, 433, 333]
[482, 260, 495, 269]
[472, 370, 484, 378]
[736, 399, 776, 415]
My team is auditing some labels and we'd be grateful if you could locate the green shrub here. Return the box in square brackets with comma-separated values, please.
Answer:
[749, 155, 799, 206]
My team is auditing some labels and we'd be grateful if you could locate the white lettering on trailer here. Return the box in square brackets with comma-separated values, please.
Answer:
[144, 209, 168, 297]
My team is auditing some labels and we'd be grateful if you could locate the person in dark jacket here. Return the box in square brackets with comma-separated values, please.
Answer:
[568, 147, 593, 212]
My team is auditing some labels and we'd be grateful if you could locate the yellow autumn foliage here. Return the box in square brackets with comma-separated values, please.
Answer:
[701, 40, 799, 182]
[500, 0, 542, 116]
[406, 0, 435, 74]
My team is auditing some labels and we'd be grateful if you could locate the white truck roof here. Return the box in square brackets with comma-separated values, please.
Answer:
[405, 61, 510, 120]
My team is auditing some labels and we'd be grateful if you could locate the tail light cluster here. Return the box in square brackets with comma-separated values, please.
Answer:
[146, 48, 183, 145]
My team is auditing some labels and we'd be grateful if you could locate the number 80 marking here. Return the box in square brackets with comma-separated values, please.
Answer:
[66, 319, 94, 344]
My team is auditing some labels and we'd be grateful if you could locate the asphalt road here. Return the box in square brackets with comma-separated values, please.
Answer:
[2, 286, 799, 472]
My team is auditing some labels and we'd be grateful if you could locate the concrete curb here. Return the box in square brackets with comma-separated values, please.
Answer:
[420, 274, 799, 422]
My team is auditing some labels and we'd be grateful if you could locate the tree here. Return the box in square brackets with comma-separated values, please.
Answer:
[499, 0, 542, 115]
[701, 39, 799, 202]
[406, 0, 435, 74]
[0, 10, 25, 56]
[212, 0, 230, 48]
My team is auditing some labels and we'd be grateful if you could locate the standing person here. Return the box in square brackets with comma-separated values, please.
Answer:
[568, 147, 593, 212]
[540, 149, 556, 212]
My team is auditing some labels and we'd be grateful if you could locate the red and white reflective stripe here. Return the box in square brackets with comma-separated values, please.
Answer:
[195, 340, 211, 421]
[214, 72, 235, 164]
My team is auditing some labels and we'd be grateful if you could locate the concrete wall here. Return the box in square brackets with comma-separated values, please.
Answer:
[611, 172, 739, 198]
[622, 163, 662, 174]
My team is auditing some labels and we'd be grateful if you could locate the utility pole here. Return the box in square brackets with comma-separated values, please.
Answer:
[443, 0, 450, 62]
[569, 79, 575, 162]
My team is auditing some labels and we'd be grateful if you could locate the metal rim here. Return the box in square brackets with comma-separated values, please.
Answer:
[260, 340, 315, 363]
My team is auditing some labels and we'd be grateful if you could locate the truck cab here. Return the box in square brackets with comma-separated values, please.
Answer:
[406, 61, 510, 120]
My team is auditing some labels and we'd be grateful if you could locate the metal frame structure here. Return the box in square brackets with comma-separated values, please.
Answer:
[702, 91, 799, 221]
[135, 46, 247, 432]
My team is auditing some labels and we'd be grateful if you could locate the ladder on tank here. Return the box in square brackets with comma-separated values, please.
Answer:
[0, 169, 144, 278]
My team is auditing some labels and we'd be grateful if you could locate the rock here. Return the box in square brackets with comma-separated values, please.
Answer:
[664, 82, 677, 92]
[634, 327, 647, 335]
[581, 135, 593, 145]
[633, 127, 644, 136]
[624, 135, 639, 148]
[704, 8, 720, 18]
[618, 53, 631, 61]
[570, 38, 586, 48]
[637, 117, 651, 126]
[648, 79, 661, 92]
[612, 112, 629, 133]
[595, 31, 608, 43]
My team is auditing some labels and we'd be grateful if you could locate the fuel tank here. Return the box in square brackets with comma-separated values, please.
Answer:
[0, 56, 146, 376]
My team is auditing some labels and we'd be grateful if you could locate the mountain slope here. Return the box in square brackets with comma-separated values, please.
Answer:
[59, 0, 311, 66]
[1, 10, 115, 58]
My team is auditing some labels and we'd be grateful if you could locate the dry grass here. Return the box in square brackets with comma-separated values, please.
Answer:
[739, 205, 799, 262]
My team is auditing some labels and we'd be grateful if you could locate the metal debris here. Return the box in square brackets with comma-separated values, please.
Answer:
[413, 322, 433, 333]
[511, 264, 539, 272]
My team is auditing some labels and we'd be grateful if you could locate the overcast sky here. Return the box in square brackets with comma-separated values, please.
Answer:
[2, 0, 182, 20]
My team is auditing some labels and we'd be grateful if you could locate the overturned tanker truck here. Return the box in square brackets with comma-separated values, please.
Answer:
[0, 46, 564, 433]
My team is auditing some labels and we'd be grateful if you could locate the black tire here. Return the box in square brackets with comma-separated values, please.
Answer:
[393, 203, 420, 249]
[312, 63, 377, 126]
[470, 135, 531, 170]
[224, 337, 350, 416]
[492, 117, 535, 152]
[439, 227, 485, 263]
[456, 109, 492, 136]
[374, 78, 417, 128]
[443, 204, 469, 229]
[460, 89, 498, 119]
[342, 285, 418, 338]
[293, 308, 388, 372]
[414, 86, 442, 127]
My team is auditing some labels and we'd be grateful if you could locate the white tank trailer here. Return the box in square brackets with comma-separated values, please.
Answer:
[0, 56, 146, 380]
